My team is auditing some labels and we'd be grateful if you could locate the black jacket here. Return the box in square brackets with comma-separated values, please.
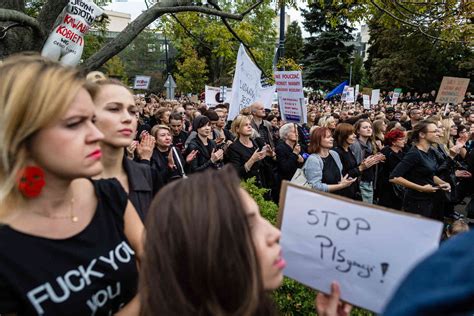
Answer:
[185, 137, 221, 173]
[150, 147, 187, 184]
[275, 141, 302, 181]
[123, 156, 163, 222]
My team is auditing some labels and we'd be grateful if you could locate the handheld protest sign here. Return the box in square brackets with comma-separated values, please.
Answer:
[277, 181, 443, 313]
[41, 0, 105, 66]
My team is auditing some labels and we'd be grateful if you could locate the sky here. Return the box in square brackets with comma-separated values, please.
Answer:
[105, 0, 310, 37]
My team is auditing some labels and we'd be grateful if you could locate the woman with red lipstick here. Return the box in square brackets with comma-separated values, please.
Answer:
[0, 55, 142, 315]
[140, 166, 351, 316]
[93, 79, 163, 222]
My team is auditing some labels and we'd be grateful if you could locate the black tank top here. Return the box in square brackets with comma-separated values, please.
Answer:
[0, 179, 138, 316]
[321, 154, 341, 185]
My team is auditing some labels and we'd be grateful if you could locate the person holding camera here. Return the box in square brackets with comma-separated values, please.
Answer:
[185, 116, 224, 173]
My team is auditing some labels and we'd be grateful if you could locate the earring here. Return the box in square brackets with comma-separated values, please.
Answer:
[17, 166, 45, 198]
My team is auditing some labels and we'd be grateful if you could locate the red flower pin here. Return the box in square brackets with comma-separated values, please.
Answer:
[17, 166, 45, 198]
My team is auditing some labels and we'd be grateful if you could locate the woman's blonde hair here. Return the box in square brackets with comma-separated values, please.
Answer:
[231, 115, 251, 137]
[0, 54, 95, 208]
[440, 118, 455, 147]
[318, 115, 335, 128]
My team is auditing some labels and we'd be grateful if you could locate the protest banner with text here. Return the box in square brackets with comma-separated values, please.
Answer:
[278, 182, 443, 313]
[133, 75, 151, 90]
[205, 85, 232, 106]
[228, 44, 262, 120]
[275, 71, 306, 123]
[435, 76, 470, 104]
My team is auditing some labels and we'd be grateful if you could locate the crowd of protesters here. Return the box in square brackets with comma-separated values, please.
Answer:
[1, 54, 474, 315]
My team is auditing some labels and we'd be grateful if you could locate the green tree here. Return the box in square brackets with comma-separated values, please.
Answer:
[161, 0, 276, 86]
[175, 40, 208, 94]
[365, 14, 474, 92]
[302, 0, 355, 90]
[285, 21, 304, 64]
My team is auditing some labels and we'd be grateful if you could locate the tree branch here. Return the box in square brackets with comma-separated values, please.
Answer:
[207, 0, 269, 79]
[80, 3, 259, 71]
[170, 13, 212, 50]
[370, 0, 466, 43]
[37, 0, 67, 34]
[0, 8, 44, 36]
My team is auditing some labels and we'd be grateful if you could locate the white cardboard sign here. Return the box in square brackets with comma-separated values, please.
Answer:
[133, 75, 151, 90]
[345, 87, 355, 103]
[435, 76, 470, 104]
[275, 71, 306, 123]
[363, 95, 371, 109]
[228, 44, 262, 120]
[205, 85, 232, 106]
[41, 0, 104, 66]
[278, 183, 443, 313]
[391, 92, 400, 105]
[371, 89, 380, 105]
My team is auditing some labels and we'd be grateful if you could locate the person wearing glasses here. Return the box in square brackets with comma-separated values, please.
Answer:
[390, 121, 451, 219]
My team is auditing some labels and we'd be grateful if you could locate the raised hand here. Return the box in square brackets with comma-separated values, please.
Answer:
[211, 148, 224, 163]
[136, 134, 156, 160]
[186, 150, 198, 163]
[315, 282, 352, 316]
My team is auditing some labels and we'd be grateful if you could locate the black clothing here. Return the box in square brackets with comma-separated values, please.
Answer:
[0, 179, 138, 316]
[377, 146, 404, 210]
[150, 147, 186, 184]
[321, 154, 342, 185]
[172, 130, 188, 154]
[226, 139, 264, 184]
[390, 146, 438, 217]
[123, 156, 162, 222]
[185, 136, 222, 173]
[275, 141, 302, 181]
[333, 147, 362, 200]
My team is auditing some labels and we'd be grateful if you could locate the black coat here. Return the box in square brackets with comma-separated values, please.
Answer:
[185, 137, 221, 173]
[150, 147, 187, 184]
[123, 156, 163, 222]
[275, 141, 302, 181]
[376, 146, 404, 210]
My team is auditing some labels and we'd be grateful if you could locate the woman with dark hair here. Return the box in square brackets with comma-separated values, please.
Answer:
[390, 120, 451, 218]
[185, 116, 224, 173]
[266, 114, 281, 145]
[303, 127, 356, 195]
[333, 123, 378, 200]
[376, 129, 407, 209]
[154, 107, 171, 125]
[140, 166, 351, 315]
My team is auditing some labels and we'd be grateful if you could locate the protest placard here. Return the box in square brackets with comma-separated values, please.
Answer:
[205, 85, 232, 106]
[391, 92, 399, 105]
[275, 71, 306, 123]
[355, 84, 360, 100]
[435, 76, 470, 104]
[228, 44, 262, 119]
[363, 95, 371, 109]
[133, 75, 151, 90]
[345, 87, 355, 103]
[257, 85, 276, 110]
[371, 89, 380, 105]
[277, 182, 443, 313]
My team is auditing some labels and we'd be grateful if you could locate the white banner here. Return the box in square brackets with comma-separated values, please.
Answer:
[228, 44, 262, 120]
[345, 87, 355, 104]
[279, 183, 442, 313]
[371, 89, 380, 105]
[391, 92, 400, 105]
[257, 85, 276, 110]
[363, 95, 371, 109]
[355, 84, 360, 102]
[275, 71, 306, 124]
[133, 75, 151, 90]
[205, 85, 232, 106]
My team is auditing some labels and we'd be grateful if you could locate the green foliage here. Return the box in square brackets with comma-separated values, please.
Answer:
[285, 21, 304, 64]
[104, 56, 128, 83]
[365, 14, 474, 91]
[161, 0, 277, 86]
[175, 41, 209, 94]
[241, 178, 374, 316]
[302, 0, 355, 90]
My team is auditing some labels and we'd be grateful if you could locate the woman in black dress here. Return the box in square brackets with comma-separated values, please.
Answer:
[390, 121, 451, 218]
[377, 129, 407, 209]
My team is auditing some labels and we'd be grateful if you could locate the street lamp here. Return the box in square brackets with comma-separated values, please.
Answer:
[349, 55, 355, 86]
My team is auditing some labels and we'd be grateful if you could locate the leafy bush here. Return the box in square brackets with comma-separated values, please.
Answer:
[242, 178, 374, 316]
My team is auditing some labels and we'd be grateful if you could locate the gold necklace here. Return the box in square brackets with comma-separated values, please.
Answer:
[32, 197, 78, 223]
